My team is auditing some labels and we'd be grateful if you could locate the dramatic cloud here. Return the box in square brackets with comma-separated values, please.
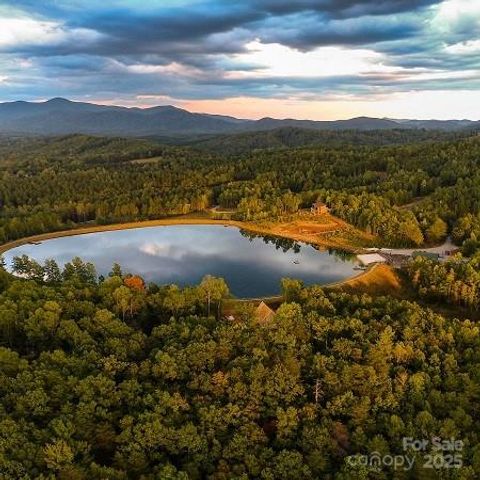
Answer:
[0, 0, 478, 118]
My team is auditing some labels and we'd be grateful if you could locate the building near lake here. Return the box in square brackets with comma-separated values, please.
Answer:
[255, 301, 275, 323]
[357, 253, 387, 266]
[311, 201, 330, 215]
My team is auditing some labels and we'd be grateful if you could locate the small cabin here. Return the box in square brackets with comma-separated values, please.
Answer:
[255, 301, 275, 324]
[311, 201, 329, 215]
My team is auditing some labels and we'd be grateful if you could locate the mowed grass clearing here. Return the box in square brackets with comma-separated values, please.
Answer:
[328, 263, 404, 297]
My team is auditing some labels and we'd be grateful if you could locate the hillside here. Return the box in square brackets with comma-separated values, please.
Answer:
[2, 260, 480, 478]
[1, 98, 478, 137]
[2, 131, 480, 477]
[187, 126, 465, 154]
[1, 133, 480, 258]
[0, 98, 244, 136]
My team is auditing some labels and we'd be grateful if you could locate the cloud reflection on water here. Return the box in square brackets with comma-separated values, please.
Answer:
[4, 225, 356, 297]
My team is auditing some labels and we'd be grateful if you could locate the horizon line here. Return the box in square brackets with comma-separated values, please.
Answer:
[1, 96, 479, 123]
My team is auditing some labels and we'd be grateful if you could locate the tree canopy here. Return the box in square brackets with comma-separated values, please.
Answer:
[0, 261, 479, 478]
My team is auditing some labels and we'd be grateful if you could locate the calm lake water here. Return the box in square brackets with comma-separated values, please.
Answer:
[4, 225, 358, 297]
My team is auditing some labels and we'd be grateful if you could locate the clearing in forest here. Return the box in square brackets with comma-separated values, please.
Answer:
[263, 213, 376, 251]
[330, 263, 403, 296]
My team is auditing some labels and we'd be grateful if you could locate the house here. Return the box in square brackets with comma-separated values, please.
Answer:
[357, 253, 387, 266]
[311, 201, 330, 215]
[255, 301, 275, 323]
[223, 301, 275, 324]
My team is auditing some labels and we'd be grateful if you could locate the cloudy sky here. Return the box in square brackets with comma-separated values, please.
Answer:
[0, 0, 479, 119]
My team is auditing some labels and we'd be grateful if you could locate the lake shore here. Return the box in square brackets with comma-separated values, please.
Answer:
[0, 213, 372, 256]
[0, 217, 243, 255]
[0, 214, 379, 294]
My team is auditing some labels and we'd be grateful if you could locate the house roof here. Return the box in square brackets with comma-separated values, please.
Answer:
[255, 301, 275, 323]
[357, 253, 387, 265]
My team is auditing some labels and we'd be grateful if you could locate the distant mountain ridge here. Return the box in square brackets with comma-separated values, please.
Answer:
[0, 98, 478, 136]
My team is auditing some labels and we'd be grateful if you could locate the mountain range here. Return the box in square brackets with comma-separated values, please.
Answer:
[0, 98, 478, 136]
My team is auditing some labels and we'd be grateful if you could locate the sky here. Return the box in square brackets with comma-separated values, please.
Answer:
[0, 0, 479, 119]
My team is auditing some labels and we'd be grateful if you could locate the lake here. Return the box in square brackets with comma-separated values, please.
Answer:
[3, 225, 358, 297]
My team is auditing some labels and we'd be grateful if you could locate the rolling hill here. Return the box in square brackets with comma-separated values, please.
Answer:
[0, 98, 478, 136]
[186, 126, 467, 154]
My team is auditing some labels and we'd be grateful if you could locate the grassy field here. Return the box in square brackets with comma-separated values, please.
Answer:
[238, 212, 376, 252]
[328, 263, 404, 297]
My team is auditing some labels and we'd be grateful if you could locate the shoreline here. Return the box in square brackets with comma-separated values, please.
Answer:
[235, 264, 382, 303]
[0, 215, 365, 256]
[0, 217, 242, 255]
[0, 216, 378, 293]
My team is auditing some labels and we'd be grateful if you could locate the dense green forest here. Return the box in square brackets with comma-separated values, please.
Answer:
[1, 133, 480, 251]
[1, 261, 480, 479]
[1, 132, 480, 477]
[406, 253, 480, 309]
[184, 127, 468, 155]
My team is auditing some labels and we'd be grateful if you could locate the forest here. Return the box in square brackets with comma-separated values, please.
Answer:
[1, 133, 480, 253]
[406, 253, 480, 310]
[1, 132, 480, 478]
[1, 259, 480, 479]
